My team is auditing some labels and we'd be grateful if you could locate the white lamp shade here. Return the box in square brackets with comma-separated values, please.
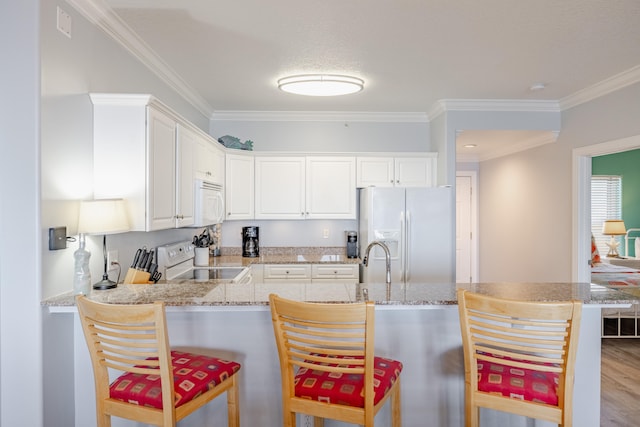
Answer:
[78, 199, 130, 235]
[602, 219, 626, 236]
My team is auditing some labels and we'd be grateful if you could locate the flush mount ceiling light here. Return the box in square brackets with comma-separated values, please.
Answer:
[277, 74, 364, 96]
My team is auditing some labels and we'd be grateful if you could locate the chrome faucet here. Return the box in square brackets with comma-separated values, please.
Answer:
[362, 240, 391, 288]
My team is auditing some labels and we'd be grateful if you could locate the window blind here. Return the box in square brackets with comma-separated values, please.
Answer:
[591, 175, 622, 258]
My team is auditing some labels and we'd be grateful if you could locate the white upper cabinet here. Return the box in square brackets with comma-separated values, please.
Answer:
[306, 156, 356, 219]
[254, 156, 356, 220]
[255, 157, 306, 220]
[193, 130, 225, 185]
[225, 153, 254, 220]
[92, 94, 208, 231]
[175, 125, 195, 228]
[356, 154, 437, 187]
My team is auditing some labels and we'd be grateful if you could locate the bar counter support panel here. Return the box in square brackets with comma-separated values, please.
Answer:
[59, 305, 602, 427]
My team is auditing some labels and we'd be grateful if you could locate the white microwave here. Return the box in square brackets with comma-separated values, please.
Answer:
[193, 179, 225, 226]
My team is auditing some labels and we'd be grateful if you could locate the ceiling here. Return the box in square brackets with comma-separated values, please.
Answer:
[97, 0, 640, 160]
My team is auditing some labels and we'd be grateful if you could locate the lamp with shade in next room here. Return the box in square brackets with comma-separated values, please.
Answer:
[602, 219, 626, 258]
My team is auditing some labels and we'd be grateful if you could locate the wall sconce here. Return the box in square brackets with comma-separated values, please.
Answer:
[602, 219, 626, 258]
[78, 199, 130, 289]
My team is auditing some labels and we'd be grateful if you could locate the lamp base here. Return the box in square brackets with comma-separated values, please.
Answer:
[606, 235, 621, 258]
[93, 278, 117, 290]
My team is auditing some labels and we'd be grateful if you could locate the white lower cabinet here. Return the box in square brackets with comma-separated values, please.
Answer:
[311, 264, 359, 284]
[263, 264, 311, 283]
[259, 264, 358, 284]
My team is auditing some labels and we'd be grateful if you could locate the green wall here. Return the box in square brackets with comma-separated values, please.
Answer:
[593, 148, 640, 256]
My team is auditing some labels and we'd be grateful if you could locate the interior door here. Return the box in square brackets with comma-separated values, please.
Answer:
[456, 175, 472, 283]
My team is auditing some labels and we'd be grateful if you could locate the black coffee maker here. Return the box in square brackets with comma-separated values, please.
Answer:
[242, 226, 259, 257]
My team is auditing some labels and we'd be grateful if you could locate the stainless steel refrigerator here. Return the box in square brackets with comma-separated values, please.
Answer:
[359, 187, 454, 284]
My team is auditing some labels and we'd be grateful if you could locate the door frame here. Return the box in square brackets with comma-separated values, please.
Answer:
[572, 134, 640, 281]
[456, 170, 479, 282]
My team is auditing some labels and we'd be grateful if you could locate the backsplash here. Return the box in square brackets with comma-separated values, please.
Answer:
[221, 246, 348, 256]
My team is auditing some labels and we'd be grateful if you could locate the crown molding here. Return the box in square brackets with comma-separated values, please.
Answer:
[66, 0, 639, 122]
[433, 99, 560, 117]
[211, 111, 429, 122]
[65, 0, 214, 117]
[559, 65, 640, 110]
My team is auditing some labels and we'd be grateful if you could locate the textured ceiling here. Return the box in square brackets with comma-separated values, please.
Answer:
[101, 0, 640, 158]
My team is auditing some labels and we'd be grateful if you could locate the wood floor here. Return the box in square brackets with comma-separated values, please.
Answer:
[601, 338, 640, 426]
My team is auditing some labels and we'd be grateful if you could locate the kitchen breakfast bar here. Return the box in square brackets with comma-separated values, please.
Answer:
[44, 281, 635, 427]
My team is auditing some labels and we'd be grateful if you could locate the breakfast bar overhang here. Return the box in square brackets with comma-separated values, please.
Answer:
[44, 282, 636, 427]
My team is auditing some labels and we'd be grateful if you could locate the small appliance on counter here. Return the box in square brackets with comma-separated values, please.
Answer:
[346, 230, 358, 258]
[242, 226, 259, 257]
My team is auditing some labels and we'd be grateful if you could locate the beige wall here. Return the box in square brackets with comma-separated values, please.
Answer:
[478, 82, 640, 282]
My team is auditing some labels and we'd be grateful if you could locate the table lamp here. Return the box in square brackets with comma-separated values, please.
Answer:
[78, 199, 130, 289]
[602, 219, 626, 258]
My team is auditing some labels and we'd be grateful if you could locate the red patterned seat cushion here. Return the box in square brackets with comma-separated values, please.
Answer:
[294, 355, 402, 407]
[476, 353, 559, 405]
[110, 350, 240, 409]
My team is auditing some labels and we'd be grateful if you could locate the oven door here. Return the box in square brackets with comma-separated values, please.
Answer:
[194, 180, 224, 226]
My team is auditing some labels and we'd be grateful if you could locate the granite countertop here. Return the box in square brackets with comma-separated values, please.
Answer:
[42, 281, 638, 309]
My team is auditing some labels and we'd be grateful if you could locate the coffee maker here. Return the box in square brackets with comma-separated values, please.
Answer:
[242, 226, 259, 257]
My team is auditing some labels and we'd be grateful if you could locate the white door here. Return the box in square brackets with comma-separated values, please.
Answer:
[456, 174, 473, 283]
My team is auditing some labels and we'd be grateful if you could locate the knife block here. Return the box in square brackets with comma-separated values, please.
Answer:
[123, 268, 152, 284]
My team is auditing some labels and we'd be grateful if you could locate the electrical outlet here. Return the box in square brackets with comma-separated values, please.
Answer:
[107, 250, 119, 270]
[299, 414, 313, 427]
[322, 228, 330, 239]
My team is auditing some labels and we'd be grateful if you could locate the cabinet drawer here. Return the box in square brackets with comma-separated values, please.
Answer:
[311, 264, 359, 279]
[263, 264, 311, 281]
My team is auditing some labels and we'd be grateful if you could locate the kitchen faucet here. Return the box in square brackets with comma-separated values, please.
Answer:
[362, 240, 392, 290]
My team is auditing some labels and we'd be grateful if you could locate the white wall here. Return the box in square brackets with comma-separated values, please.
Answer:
[40, 0, 210, 299]
[478, 83, 640, 281]
[0, 1, 43, 426]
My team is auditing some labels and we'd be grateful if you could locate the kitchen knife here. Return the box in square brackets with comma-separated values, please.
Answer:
[136, 250, 148, 270]
[143, 250, 154, 271]
[131, 249, 142, 268]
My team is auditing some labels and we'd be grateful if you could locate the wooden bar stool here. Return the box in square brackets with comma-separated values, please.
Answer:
[457, 289, 582, 427]
[76, 295, 241, 427]
[269, 293, 402, 427]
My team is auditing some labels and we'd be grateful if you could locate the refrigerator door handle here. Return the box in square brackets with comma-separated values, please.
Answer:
[400, 211, 406, 283]
[406, 211, 411, 282]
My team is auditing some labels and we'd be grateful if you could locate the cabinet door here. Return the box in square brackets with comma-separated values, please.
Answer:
[306, 157, 356, 219]
[175, 126, 195, 228]
[194, 134, 225, 185]
[356, 157, 394, 188]
[225, 154, 254, 220]
[209, 144, 225, 185]
[395, 157, 435, 187]
[147, 107, 177, 231]
[255, 157, 306, 220]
